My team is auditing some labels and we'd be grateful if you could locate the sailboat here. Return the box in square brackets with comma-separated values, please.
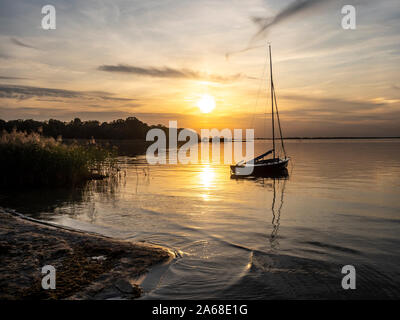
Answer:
[231, 44, 290, 176]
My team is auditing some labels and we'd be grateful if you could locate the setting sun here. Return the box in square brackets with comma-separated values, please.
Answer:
[197, 94, 216, 113]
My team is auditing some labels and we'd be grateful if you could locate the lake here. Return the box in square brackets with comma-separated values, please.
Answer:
[1, 139, 400, 299]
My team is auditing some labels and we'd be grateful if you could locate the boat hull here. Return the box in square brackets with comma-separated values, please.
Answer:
[230, 158, 289, 177]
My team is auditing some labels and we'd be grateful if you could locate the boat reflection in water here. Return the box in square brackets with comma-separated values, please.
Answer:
[231, 168, 288, 250]
[269, 174, 287, 250]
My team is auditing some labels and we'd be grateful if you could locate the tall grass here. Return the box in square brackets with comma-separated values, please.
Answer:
[0, 130, 117, 187]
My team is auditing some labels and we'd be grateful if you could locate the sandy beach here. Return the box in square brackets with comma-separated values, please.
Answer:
[0, 209, 174, 300]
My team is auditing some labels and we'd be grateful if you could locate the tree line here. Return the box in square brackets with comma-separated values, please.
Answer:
[0, 117, 169, 140]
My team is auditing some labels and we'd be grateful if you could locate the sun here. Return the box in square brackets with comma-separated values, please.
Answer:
[197, 94, 216, 113]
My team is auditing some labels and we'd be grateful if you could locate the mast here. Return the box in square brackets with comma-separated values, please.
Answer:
[269, 44, 275, 159]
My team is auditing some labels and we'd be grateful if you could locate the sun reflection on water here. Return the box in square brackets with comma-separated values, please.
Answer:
[200, 165, 215, 188]
[198, 165, 217, 201]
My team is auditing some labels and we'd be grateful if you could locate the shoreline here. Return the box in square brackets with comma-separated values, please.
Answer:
[0, 208, 174, 300]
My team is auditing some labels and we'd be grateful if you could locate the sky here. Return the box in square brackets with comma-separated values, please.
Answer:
[0, 0, 399, 137]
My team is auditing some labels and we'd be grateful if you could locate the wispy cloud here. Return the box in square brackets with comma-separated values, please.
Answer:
[227, 0, 336, 58]
[277, 93, 400, 126]
[10, 37, 37, 49]
[0, 84, 78, 100]
[0, 84, 135, 101]
[281, 93, 386, 111]
[252, 0, 335, 40]
[0, 76, 30, 80]
[98, 64, 243, 83]
[0, 52, 10, 59]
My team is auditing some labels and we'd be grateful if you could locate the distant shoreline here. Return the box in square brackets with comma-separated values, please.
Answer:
[205, 136, 400, 142]
[255, 136, 400, 140]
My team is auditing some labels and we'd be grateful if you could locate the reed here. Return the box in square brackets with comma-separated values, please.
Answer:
[0, 129, 117, 187]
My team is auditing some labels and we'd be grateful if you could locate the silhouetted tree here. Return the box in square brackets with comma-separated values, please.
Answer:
[0, 117, 172, 140]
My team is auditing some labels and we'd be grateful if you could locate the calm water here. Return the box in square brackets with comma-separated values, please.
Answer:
[1, 139, 400, 299]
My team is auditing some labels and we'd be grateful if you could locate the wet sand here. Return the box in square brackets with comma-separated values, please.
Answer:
[0, 209, 174, 300]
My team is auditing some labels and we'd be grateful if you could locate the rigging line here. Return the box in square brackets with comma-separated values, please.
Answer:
[250, 50, 269, 136]
[263, 80, 269, 141]
[272, 81, 287, 158]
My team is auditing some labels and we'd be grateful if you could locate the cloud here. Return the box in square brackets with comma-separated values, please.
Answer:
[226, 0, 336, 58]
[0, 76, 30, 80]
[281, 93, 385, 111]
[251, 0, 334, 40]
[99, 95, 134, 101]
[271, 93, 400, 128]
[279, 94, 389, 117]
[10, 37, 37, 49]
[0, 84, 79, 100]
[0, 52, 10, 59]
[0, 84, 135, 101]
[98, 64, 243, 83]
